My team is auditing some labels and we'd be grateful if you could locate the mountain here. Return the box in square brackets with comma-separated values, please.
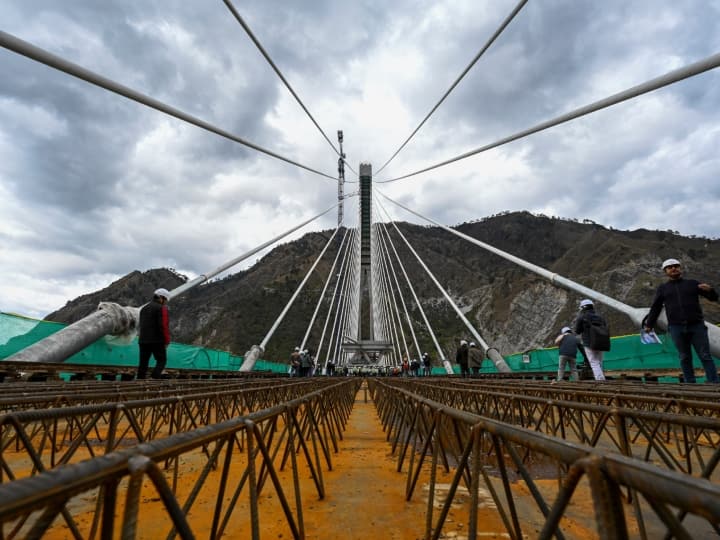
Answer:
[45, 212, 720, 363]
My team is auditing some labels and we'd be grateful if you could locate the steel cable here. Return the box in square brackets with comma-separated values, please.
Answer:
[0, 30, 337, 181]
[378, 51, 720, 183]
[222, 0, 358, 177]
[375, 0, 529, 175]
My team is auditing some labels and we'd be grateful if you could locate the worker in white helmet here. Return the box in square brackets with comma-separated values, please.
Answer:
[645, 258, 719, 383]
[554, 327, 581, 382]
[574, 299, 609, 381]
[468, 342, 483, 375]
[137, 288, 171, 379]
[455, 339, 470, 378]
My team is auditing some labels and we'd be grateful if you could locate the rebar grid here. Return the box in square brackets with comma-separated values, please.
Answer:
[370, 379, 720, 539]
[0, 379, 360, 539]
[382, 378, 720, 480]
[0, 379, 340, 485]
[443, 378, 720, 411]
[0, 379, 287, 415]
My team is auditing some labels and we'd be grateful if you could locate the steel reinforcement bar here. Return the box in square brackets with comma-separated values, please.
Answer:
[369, 379, 720, 540]
[0, 379, 345, 484]
[0, 379, 305, 415]
[0, 378, 361, 539]
[383, 379, 720, 481]
[443, 378, 720, 406]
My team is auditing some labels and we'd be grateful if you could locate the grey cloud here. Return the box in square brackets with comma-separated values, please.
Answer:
[1, 1, 718, 317]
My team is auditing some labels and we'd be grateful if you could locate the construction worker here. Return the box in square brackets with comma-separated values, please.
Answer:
[468, 342, 483, 375]
[137, 288, 171, 379]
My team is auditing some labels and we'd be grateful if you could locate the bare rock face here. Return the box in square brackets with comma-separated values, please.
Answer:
[486, 281, 570, 355]
[46, 212, 720, 362]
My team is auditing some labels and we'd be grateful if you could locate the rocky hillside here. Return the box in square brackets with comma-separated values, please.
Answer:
[45, 212, 720, 362]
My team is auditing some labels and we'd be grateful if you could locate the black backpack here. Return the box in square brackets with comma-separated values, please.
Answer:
[586, 312, 611, 351]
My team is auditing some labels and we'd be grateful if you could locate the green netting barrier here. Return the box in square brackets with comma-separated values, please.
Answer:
[1, 312, 717, 380]
[0, 312, 287, 374]
[437, 329, 719, 381]
[473, 329, 719, 382]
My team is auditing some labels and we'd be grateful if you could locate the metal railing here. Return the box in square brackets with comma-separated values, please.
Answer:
[0, 379, 360, 539]
[0, 379, 344, 485]
[370, 379, 720, 539]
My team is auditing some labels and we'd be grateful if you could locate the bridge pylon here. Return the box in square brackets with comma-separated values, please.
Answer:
[343, 163, 393, 366]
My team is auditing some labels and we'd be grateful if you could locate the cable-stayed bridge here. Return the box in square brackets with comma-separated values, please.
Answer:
[2, 3, 720, 537]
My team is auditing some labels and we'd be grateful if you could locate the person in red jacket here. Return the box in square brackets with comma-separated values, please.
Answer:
[137, 288, 171, 379]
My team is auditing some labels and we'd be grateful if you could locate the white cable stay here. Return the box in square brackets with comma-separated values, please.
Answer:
[221, 0, 357, 178]
[5, 203, 339, 365]
[378, 51, 720, 183]
[377, 199, 511, 373]
[299, 228, 350, 359]
[375, 0, 529, 175]
[375, 213, 449, 372]
[341, 233, 362, 363]
[376, 190, 720, 356]
[371, 225, 396, 366]
[375, 217, 451, 371]
[377, 190, 647, 318]
[380, 224, 413, 364]
[370, 225, 396, 366]
[374, 230, 410, 364]
[240, 226, 341, 371]
[381, 250, 406, 366]
[376, 192, 720, 359]
[316, 228, 357, 370]
[337, 233, 361, 366]
[375, 219, 439, 364]
[375, 222, 416, 367]
[171, 204, 340, 298]
[0, 30, 337, 182]
[325, 229, 360, 368]
[374, 219, 423, 361]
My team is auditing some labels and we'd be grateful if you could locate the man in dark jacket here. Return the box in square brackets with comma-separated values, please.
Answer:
[422, 353, 432, 376]
[289, 347, 301, 377]
[455, 340, 469, 378]
[645, 258, 719, 383]
[574, 299, 607, 381]
[554, 327, 581, 381]
[137, 288, 171, 379]
[468, 342, 483, 375]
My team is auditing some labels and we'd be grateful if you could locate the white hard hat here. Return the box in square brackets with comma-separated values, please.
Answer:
[469, 342, 476, 347]
[662, 258, 681, 270]
[579, 299, 593, 308]
[294, 347, 300, 351]
[561, 326, 571, 334]
[460, 340, 468, 346]
[154, 288, 170, 300]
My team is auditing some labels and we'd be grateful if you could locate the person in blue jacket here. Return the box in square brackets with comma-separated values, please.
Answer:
[554, 327, 581, 381]
[645, 258, 719, 383]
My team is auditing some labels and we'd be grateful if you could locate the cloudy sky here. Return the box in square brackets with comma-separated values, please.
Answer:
[1, 0, 719, 318]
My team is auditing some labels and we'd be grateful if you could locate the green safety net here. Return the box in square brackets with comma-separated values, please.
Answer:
[455, 327, 719, 382]
[1, 312, 717, 380]
[0, 312, 287, 374]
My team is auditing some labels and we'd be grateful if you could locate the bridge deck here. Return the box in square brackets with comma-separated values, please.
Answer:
[240, 384, 593, 539]
[2, 377, 719, 538]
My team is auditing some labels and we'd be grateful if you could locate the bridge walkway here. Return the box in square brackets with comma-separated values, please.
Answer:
[259, 383, 527, 540]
